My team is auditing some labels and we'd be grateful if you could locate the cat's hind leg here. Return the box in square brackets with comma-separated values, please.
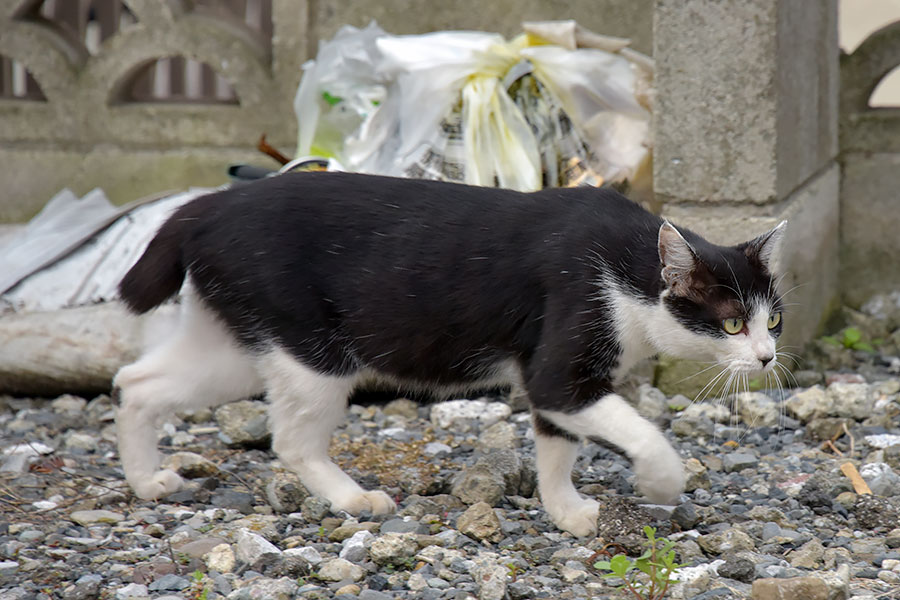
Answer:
[113, 293, 264, 500]
[257, 348, 396, 516]
[539, 394, 685, 508]
[532, 414, 600, 538]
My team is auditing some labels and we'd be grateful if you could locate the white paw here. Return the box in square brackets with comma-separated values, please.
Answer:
[131, 469, 184, 500]
[333, 490, 397, 516]
[545, 497, 600, 538]
[634, 442, 685, 505]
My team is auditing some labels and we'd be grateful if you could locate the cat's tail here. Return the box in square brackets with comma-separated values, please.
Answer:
[119, 214, 187, 314]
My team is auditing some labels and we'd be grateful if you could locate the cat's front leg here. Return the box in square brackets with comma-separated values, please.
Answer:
[532, 416, 599, 537]
[539, 394, 685, 506]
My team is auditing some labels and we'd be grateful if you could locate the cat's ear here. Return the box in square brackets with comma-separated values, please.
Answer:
[658, 221, 707, 297]
[742, 221, 786, 273]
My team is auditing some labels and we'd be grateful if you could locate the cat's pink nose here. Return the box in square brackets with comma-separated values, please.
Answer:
[759, 355, 774, 367]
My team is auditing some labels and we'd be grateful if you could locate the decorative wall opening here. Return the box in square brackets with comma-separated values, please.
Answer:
[125, 57, 239, 104]
[0, 56, 46, 101]
[870, 65, 900, 107]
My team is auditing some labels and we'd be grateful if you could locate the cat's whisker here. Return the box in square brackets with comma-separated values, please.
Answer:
[673, 360, 731, 385]
[692, 365, 731, 407]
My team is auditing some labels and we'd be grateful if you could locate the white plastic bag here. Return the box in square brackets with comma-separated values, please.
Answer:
[294, 21, 653, 192]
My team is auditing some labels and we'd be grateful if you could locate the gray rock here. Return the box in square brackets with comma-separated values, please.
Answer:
[339, 530, 374, 563]
[283, 545, 323, 567]
[114, 584, 149, 599]
[859, 462, 900, 496]
[736, 392, 780, 427]
[761, 522, 782, 541]
[235, 528, 281, 566]
[451, 465, 505, 506]
[723, 452, 758, 473]
[69, 510, 124, 526]
[226, 577, 298, 599]
[636, 384, 668, 420]
[67, 574, 102, 600]
[368, 533, 418, 566]
[826, 383, 874, 420]
[423, 442, 452, 456]
[147, 574, 190, 591]
[383, 398, 419, 419]
[471, 557, 507, 600]
[359, 591, 394, 600]
[160, 451, 219, 478]
[380, 517, 425, 534]
[717, 555, 755, 583]
[849, 537, 887, 562]
[317, 558, 364, 582]
[0, 561, 18, 576]
[64, 432, 99, 452]
[672, 413, 716, 437]
[853, 495, 900, 530]
[456, 501, 503, 543]
[697, 528, 755, 555]
[672, 501, 700, 529]
[430, 399, 511, 432]
[684, 457, 711, 491]
[265, 471, 310, 513]
[751, 576, 829, 600]
[176, 536, 228, 559]
[215, 400, 270, 447]
[787, 539, 825, 569]
[785, 386, 829, 422]
[477, 421, 517, 450]
[301, 496, 332, 521]
[210, 490, 255, 514]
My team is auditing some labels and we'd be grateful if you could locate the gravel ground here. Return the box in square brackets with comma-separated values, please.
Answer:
[2, 292, 900, 600]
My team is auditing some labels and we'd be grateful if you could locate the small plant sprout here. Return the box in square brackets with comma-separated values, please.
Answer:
[593, 526, 685, 600]
[822, 327, 876, 352]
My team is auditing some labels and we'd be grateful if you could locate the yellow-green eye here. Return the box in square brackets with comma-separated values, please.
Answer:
[768, 312, 782, 329]
[723, 318, 744, 335]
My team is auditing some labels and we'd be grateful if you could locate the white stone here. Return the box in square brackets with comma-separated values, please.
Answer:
[407, 573, 428, 591]
[430, 400, 511, 431]
[234, 528, 281, 565]
[204, 543, 235, 573]
[115, 583, 150, 599]
[735, 391, 779, 427]
[318, 558, 364, 582]
[471, 557, 507, 600]
[284, 546, 322, 566]
[674, 560, 725, 583]
[860, 462, 900, 496]
[339, 530, 374, 563]
[864, 434, 900, 449]
[826, 383, 874, 419]
[785, 386, 829, 422]
[424, 442, 452, 456]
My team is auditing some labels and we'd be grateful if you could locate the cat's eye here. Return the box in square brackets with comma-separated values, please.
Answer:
[722, 318, 744, 335]
[768, 312, 782, 329]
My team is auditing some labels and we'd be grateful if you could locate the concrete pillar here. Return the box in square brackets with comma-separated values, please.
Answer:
[653, 0, 840, 346]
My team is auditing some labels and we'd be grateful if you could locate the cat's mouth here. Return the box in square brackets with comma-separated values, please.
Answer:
[728, 358, 776, 375]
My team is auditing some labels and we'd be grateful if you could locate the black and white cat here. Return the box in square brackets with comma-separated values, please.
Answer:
[113, 172, 786, 537]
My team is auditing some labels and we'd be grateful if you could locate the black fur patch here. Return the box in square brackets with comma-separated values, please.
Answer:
[119, 172, 781, 413]
[533, 413, 579, 443]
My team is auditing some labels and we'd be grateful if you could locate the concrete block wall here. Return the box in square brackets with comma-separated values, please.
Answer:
[839, 19, 900, 306]
[0, 0, 651, 222]
[653, 0, 841, 347]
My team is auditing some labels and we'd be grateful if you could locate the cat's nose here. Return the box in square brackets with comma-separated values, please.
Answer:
[759, 355, 774, 367]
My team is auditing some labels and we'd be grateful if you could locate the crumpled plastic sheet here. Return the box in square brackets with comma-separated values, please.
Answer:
[294, 19, 653, 192]
[0, 188, 212, 315]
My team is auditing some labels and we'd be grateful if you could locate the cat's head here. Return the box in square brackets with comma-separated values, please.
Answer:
[656, 221, 786, 376]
